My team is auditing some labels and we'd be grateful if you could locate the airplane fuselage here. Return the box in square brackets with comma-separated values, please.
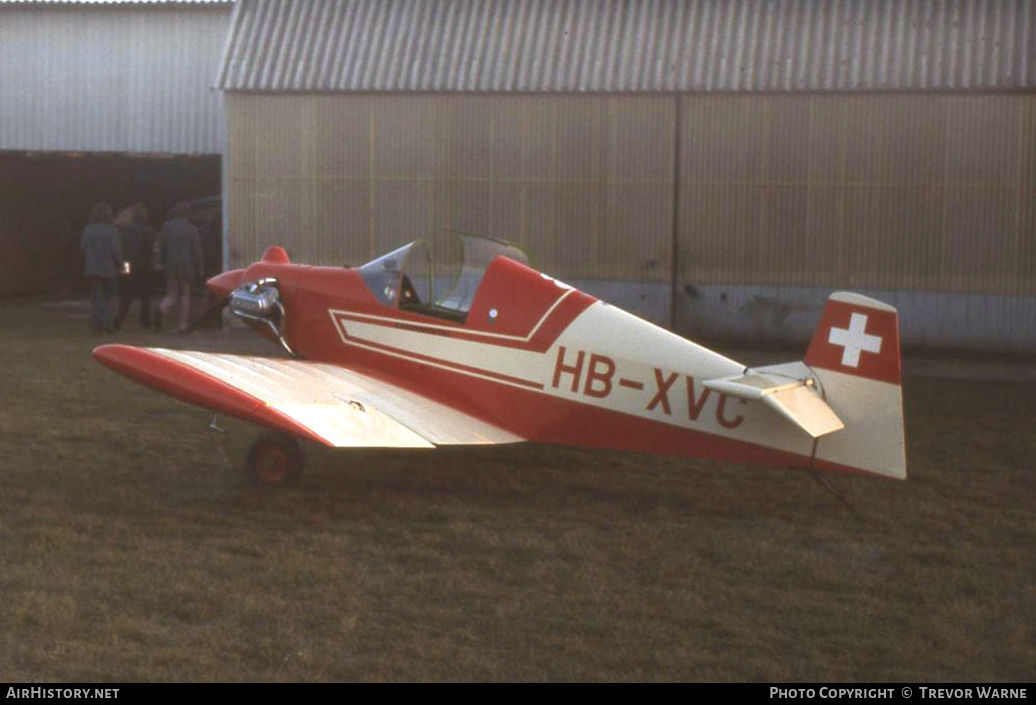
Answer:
[234, 256, 819, 469]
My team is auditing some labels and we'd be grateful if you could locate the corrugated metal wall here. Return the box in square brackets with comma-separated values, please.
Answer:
[0, 3, 231, 155]
[679, 94, 1036, 296]
[226, 93, 675, 278]
[227, 92, 1034, 296]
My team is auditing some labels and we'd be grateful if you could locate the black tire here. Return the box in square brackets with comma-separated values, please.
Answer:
[243, 432, 303, 487]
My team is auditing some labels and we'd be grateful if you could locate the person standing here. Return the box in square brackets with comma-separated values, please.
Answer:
[80, 202, 122, 335]
[157, 201, 203, 333]
[114, 202, 155, 329]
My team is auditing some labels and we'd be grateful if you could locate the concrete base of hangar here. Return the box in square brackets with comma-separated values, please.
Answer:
[0, 152, 220, 297]
[674, 284, 1036, 354]
[570, 279, 1036, 354]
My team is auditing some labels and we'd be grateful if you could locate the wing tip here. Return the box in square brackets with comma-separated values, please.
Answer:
[92, 344, 328, 446]
[93, 343, 132, 367]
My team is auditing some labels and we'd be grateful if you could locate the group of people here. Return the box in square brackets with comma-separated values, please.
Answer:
[80, 200, 205, 336]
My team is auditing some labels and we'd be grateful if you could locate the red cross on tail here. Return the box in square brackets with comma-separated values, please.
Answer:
[806, 292, 900, 386]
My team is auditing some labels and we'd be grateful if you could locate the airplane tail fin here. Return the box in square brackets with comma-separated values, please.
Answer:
[804, 292, 906, 480]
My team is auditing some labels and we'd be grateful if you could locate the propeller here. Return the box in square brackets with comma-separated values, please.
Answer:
[182, 268, 245, 333]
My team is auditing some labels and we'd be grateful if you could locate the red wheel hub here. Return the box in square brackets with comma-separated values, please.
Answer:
[254, 443, 290, 483]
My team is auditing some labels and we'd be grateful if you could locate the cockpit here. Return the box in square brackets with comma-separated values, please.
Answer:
[358, 234, 530, 323]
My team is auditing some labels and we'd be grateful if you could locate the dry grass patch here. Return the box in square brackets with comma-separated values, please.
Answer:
[0, 297, 1033, 681]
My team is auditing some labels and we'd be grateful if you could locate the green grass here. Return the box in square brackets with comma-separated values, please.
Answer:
[0, 297, 1033, 681]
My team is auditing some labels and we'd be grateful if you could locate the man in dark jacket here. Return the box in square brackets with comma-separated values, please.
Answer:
[81, 202, 122, 335]
[157, 201, 203, 333]
[115, 202, 155, 329]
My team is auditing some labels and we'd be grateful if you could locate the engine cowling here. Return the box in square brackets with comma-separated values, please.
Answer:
[230, 279, 282, 319]
[229, 279, 296, 357]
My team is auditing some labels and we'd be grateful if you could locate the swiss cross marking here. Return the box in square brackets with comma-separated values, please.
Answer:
[828, 312, 882, 368]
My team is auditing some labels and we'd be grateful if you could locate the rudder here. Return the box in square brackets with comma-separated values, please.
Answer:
[804, 292, 907, 480]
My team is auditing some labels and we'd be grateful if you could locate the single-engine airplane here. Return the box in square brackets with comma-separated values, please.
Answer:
[94, 235, 906, 485]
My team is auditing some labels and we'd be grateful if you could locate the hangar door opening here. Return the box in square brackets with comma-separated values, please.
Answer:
[0, 152, 221, 297]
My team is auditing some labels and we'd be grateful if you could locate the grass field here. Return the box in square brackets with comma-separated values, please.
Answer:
[0, 296, 1033, 682]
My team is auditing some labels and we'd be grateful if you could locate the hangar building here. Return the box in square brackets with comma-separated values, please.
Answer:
[234, 1, 1031, 349]
[0, 0, 232, 295]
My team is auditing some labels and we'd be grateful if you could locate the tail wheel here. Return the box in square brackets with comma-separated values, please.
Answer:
[244, 432, 303, 486]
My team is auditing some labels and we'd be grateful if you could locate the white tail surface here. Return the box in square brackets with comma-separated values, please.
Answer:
[703, 371, 844, 438]
[804, 292, 907, 480]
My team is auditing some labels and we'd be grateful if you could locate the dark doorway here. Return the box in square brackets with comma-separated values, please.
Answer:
[0, 152, 220, 296]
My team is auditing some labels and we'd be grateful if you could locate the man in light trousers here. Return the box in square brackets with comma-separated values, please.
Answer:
[157, 201, 203, 333]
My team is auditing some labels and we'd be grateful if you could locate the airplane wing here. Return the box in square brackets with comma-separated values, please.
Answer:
[93, 345, 524, 448]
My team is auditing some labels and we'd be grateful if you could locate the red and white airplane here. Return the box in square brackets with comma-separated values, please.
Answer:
[94, 235, 906, 485]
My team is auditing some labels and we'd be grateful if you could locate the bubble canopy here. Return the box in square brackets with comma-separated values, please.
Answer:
[358, 234, 530, 322]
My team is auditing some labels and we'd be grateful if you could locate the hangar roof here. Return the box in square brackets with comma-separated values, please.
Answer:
[0, 0, 231, 154]
[218, 0, 1035, 94]
[0, 1, 228, 4]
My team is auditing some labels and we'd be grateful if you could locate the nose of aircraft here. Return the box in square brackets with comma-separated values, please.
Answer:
[206, 268, 245, 300]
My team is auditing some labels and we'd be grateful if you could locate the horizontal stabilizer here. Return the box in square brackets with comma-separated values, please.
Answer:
[703, 371, 845, 438]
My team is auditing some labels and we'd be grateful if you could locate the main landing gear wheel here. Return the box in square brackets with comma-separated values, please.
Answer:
[243, 432, 304, 487]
